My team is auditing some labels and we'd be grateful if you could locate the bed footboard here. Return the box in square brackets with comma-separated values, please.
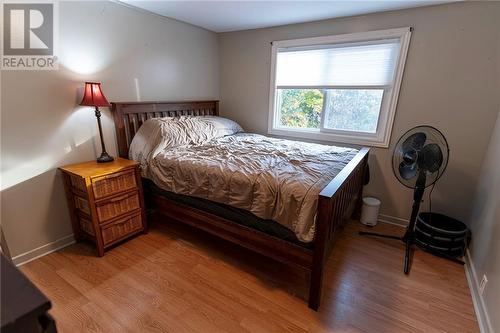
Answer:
[308, 147, 369, 310]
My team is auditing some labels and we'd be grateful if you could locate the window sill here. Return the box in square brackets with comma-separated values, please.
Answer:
[268, 128, 390, 148]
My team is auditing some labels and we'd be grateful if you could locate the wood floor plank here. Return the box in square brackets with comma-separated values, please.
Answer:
[20, 218, 479, 333]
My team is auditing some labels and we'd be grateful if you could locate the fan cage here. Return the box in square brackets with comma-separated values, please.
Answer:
[392, 125, 449, 189]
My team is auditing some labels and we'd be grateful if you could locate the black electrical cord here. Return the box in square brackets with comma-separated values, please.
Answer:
[428, 182, 436, 213]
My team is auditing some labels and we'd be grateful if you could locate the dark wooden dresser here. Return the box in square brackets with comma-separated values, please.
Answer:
[1, 254, 56, 332]
[59, 158, 147, 256]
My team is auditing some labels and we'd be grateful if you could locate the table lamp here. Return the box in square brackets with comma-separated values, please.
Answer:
[79, 82, 114, 163]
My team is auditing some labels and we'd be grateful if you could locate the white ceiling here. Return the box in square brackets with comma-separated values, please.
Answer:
[120, 1, 455, 33]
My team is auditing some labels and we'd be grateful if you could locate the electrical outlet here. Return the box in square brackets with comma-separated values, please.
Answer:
[479, 275, 488, 295]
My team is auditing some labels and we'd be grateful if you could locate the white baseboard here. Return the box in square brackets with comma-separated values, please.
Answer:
[377, 213, 408, 227]
[464, 249, 493, 333]
[12, 234, 75, 267]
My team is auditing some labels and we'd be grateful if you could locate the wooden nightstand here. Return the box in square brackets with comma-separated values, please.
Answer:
[59, 158, 147, 256]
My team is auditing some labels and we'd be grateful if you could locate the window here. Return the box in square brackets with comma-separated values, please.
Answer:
[268, 28, 412, 147]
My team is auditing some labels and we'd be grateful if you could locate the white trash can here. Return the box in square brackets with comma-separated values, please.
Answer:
[360, 197, 381, 226]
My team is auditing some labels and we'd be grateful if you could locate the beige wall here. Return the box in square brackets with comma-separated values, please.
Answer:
[218, 2, 500, 225]
[469, 108, 500, 333]
[1, 1, 219, 260]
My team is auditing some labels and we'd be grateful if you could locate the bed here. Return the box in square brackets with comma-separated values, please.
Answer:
[111, 100, 369, 310]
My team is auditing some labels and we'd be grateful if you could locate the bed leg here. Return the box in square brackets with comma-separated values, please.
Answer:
[310, 195, 330, 311]
[308, 262, 324, 311]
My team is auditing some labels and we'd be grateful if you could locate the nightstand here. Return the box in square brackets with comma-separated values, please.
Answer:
[59, 158, 147, 256]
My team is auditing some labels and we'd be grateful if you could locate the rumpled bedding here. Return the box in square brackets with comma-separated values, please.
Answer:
[130, 116, 358, 242]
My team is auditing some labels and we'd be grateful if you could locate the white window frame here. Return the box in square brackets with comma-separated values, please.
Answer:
[268, 27, 412, 148]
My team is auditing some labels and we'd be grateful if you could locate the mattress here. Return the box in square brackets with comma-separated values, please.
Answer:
[143, 178, 309, 247]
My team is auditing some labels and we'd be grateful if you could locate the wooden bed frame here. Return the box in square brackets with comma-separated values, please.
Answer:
[111, 100, 369, 310]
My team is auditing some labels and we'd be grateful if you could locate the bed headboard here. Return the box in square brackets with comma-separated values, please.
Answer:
[110, 100, 219, 158]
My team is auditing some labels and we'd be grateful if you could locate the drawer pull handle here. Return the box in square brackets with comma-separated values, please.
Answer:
[96, 170, 134, 181]
[108, 193, 134, 203]
[109, 216, 139, 227]
[113, 219, 130, 226]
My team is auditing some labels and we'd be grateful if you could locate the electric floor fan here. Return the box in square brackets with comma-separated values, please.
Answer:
[360, 126, 449, 274]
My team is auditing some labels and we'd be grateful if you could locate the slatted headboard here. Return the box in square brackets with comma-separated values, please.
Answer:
[111, 100, 219, 158]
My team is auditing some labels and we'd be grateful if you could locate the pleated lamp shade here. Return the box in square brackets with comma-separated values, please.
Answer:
[80, 82, 110, 107]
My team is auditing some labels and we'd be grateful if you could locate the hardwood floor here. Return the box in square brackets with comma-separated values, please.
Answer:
[21, 216, 479, 333]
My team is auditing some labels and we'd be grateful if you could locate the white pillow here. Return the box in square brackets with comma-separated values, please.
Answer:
[198, 116, 244, 138]
[128, 117, 166, 169]
[129, 116, 243, 168]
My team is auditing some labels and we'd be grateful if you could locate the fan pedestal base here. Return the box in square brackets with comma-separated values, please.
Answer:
[358, 230, 415, 273]
[359, 172, 463, 274]
[358, 229, 463, 274]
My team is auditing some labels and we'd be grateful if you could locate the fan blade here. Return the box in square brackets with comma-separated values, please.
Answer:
[402, 132, 427, 153]
[419, 143, 443, 173]
[399, 161, 418, 180]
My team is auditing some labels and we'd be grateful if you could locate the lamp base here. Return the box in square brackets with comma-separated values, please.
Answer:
[97, 152, 114, 163]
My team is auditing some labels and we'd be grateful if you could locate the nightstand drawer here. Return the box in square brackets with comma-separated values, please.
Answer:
[79, 215, 95, 236]
[101, 213, 142, 245]
[74, 196, 91, 215]
[70, 174, 87, 193]
[92, 169, 137, 199]
[96, 191, 141, 222]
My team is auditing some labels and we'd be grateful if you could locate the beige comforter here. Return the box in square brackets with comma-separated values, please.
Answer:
[145, 132, 358, 242]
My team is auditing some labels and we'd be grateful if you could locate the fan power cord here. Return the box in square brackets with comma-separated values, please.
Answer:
[428, 182, 436, 213]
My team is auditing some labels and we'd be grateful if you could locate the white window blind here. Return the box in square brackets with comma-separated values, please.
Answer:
[275, 40, 401, 87]
[268, 28, 412, 147]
